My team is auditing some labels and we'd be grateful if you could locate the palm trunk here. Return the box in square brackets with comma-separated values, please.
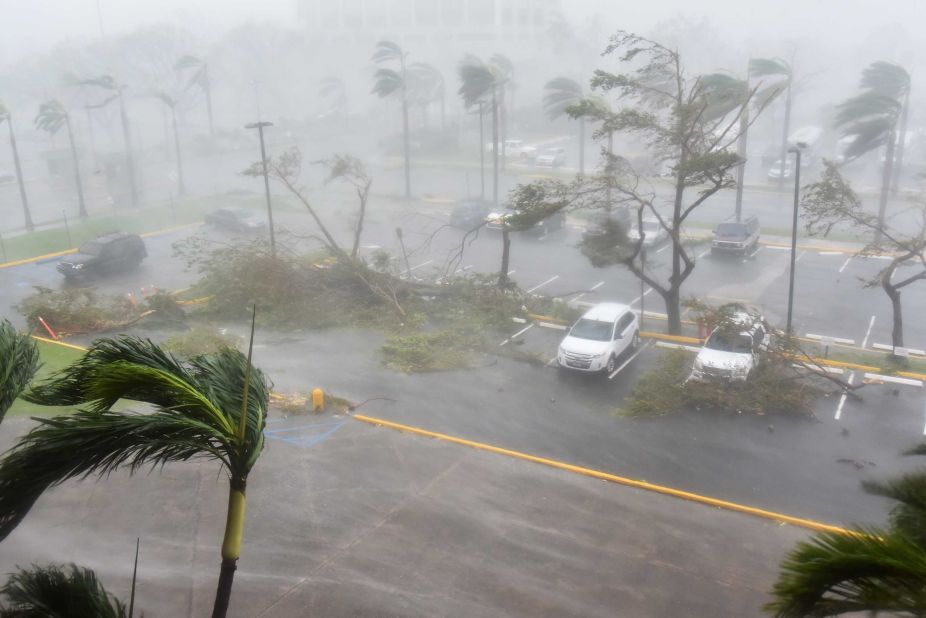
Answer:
[478, 102, 485, 200]
[882, 266, 904, 349]
[606, 130, 614, 211]
[440, 91, 446, 133]
[6, 117, 33, 231]
[777, 79, 792, 190]
[498, 228, 510, 287]
[402, 95, 411, 199]
[667, 160, 687, 335]
[500, 86, 507, 172]
[875, 130, 896, 245]
[891, 90, 909, 194]
[578, 118, 585, 177]
[118, 94, 139, 207]
[171, 107, 185, 196]
[492, 87, 499, 207]
[734, 109, 748, 223]
[64, 115, 87, 218]
[212, 478, 247, 618]
[84, 107, 98, 169]
[204, 65, 215, 142]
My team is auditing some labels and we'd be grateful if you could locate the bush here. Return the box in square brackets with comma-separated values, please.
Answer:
[16, 287, 137, 334]
[381, 329, 483, 372]
[163, 326, 240, 357]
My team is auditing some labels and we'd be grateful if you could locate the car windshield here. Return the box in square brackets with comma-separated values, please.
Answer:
[79, 241, 104, 255]
[715, 223, 747, 237]
[570, 318, 613, 342]
[706, 331, 753, 353]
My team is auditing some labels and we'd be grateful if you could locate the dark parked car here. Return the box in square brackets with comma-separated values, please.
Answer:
[204, 207, 267, 232]
[57, 232, 147, 279]
[711, 215, 760, 257]
[449, 199, 493, 229]
[485, 207, 566, 236]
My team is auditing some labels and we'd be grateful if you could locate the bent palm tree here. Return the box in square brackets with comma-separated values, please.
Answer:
[860, 61, 911, 194]
[1, 564, 128, 617]
[749, 57, 793, 190]
[152, 92, 185, 196]
[459, 56, 504, 207]
[490, 54, 514, 170]
[0, 319, 39, 422]
[0, 101, 34, 231]
[766, 444, 926, 616]
[372, 40, 412, 199]
[0, 335, 270, 618]
[175, 55, 215, 140]
[35, 99, 88, 218]
[544, 77, 587, 175]
[408, 63, 445, 131]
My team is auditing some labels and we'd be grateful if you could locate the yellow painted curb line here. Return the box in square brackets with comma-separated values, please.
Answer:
[0, 248, 76, 269]
[139, 221, 203, 238]
[420, 196, 456, 204]
[526, 312, 567, 324]
[30, 335, 87, 352]
[353, 414, 849, 535]
[642, 331, 703, 345]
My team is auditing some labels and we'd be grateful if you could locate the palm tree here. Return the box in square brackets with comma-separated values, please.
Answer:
[1, 564, 128, 617]
[77, 75, 139, 207]
[860, 61, 911, 194]
[0, 334, 271, 618]
[835, 86, 905, 243]
[544, 77, 587, 175]
[0, 101, 34, 231]
[175, 55, 215, 140]
[35, 99, 88, 219]
[408, 63, 445, 132]
[490, 54, 514, 170]
[153, 92, 185, 197]
[0, 319, 39, 423]
[459, 56, 504, 207]
[749, 57, 793, 190]
[371, 40, 412, 199]
[766, 444, 926, 616]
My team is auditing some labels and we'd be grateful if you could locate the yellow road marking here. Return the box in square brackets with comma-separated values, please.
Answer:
[353, 414, 849, 534]
[642, 331, 702, 344]
[30, 335, 87, 351]
[139, 221, 203, 238]
[0, 248, 76, 269]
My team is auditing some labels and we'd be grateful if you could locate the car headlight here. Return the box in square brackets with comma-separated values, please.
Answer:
[693, 358, 703, 371]
[72, 263, 84, 270]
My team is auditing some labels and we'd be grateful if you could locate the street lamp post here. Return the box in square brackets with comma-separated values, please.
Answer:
[245, 121, 276, 259]
[785, 143, 805, 336]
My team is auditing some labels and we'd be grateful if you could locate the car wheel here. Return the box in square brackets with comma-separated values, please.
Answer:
[605, 354, 617, 374]
[632, 331, 641, 349]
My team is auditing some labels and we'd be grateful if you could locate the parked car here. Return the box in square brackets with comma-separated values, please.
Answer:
[710, 216, 760, 257]
[485, 208, 565, 236]
[57, 232, 147, 280]
[628, 217, 669, 247]
[689, 310, 769, 382]
[449, 199, 493, 229]
[204, 207, 267, 233]
[586, 208, 633, 237]
[557, 302, 641, 374]
[534, 147, 566, 168]
[486, 139, 537, 160]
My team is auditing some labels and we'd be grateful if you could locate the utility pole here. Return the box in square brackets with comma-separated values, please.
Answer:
[785, 143, 804, 336]
[245, 121, 276, 258]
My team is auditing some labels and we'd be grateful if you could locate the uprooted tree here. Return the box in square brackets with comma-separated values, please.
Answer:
[802, 161, 926, 351]
[514, 31, 772, 334]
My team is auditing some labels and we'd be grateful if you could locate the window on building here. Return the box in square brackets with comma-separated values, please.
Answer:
[343, 0, 362, 28]
[415, 0, 439, 26]
[391, 0, 413, 26]
[440, 0, 463, 25]
[468, 0, 495, 26]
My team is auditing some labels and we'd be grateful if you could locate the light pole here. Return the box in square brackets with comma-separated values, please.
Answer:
[245, 121, 276, 259]
[785, 142, 805, 336]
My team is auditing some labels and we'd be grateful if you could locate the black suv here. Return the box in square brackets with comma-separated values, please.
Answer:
[449, 199, 493, 229]
[57, 232, 147, 279]
[711, 216, 760, 257]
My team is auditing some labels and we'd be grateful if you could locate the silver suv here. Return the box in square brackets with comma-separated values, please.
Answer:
[711, 216, 759, 257]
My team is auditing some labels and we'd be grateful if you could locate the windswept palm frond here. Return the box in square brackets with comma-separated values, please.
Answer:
[863, 473, 926, 546]
[372, 40, 404, 64]
[34, 99, 68, 135]
[861, 61, 911, 100]
[489, 53, 514, 82]
[174, 54, 203, 71]
[457, 60, 498, 108]
[0, 319, 39, 422]
[318, 76, 345, 100]
[76, 74, 120, 91]
[543, 77, 583, 120]
[835, 93, 901, 160]
[1, 564, 127, 617]
[698, 73, 747, 121]
[175, 55, 208, 93]
[371, 68, 403, 98]
[407, 63, 444, 103]
[748, 57, 791, 79]
[765, 528, 926, 617]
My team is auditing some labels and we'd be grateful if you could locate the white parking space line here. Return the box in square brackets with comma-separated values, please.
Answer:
[572, 280, 605, 304]
[806, 333, 856, 345]
[656, 244, 670, 253]
[696, 249, 710, 259]
[507, 269, 516, 276]
[795, 250, 806, 263]
[537, 321, 568, 330]
[499, 323, 534, 346]
[526, 274, 559, 294]
[408, 259, 433, 272]
[609, 341, 652, 379]
[834, 373, 856, 420]
[655, 341, 701, 353]
[838, 257, 853, 273]
[819, 251, 843, 256]
[872, 343, 926, 356]
[630, 286, 654, 306]
[766, 245, 791, 251]
[861, 316, 876, 349]
[864, 373, 924, 388]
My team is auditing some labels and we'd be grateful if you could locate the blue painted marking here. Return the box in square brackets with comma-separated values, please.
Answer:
[265, 420, 347, 449]
[265, 421, 343, 435]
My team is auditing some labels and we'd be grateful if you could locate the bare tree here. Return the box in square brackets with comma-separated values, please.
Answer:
[803, 161, 926, 351]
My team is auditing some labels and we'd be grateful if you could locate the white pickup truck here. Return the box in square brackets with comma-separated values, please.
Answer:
[486, 139, 537, 160]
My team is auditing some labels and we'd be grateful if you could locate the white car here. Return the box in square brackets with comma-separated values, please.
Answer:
[689, 311, 769, 382]
[557, 303, 640, 374]
[534, 147, 566, 168]
[627, 218, 668, 247]
[486, 139, 537, 160]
